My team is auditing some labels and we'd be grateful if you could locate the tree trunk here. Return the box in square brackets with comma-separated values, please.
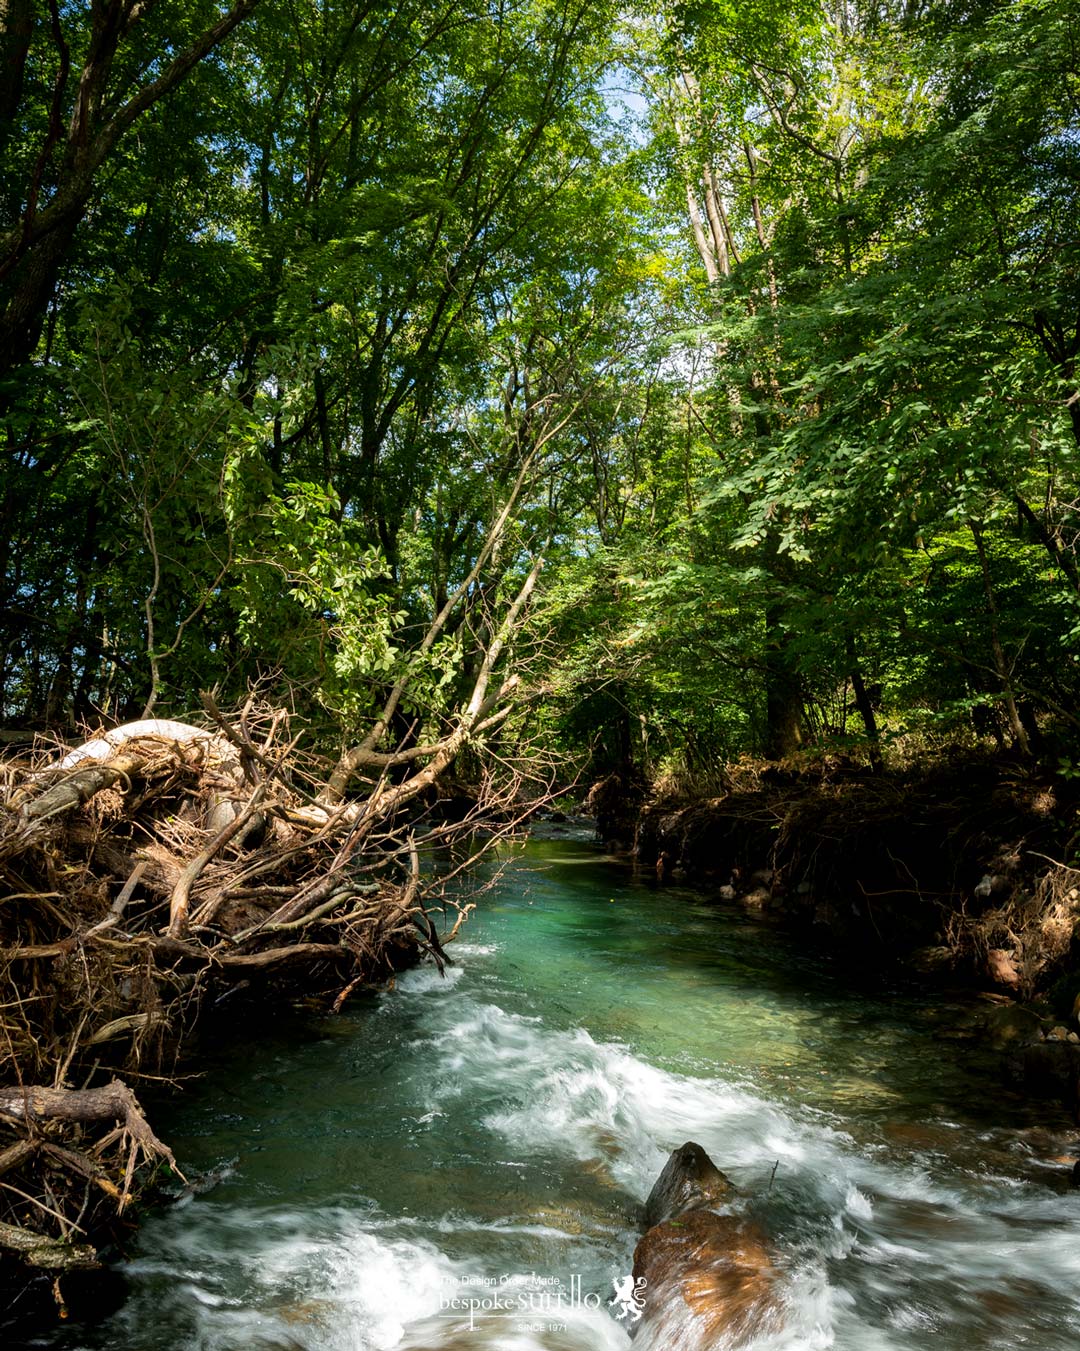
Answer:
[0, 214, 80, 382]
[0, 0, 33, 166]
[764, 602, 803, 760]
[970, 520, 1030, 757]
[846, 633, 883, 772]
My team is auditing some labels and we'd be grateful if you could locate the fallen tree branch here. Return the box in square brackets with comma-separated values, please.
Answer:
[0, 1220, 97, 1269]
[0, 1140, 36, 1177]
[167, 781, 268, 938]
[0, 1080, 178, 1176]
[212, 942, 349, 970]
[39, 1143, 122, 1201]
[17, 752, 144, 825]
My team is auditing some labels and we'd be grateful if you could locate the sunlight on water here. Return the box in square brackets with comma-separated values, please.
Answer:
[34, 838, 1080, 1351]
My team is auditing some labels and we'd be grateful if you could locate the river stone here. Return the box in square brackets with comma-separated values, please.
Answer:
[632, 1209, 781, 1351]
[643, 1141, 736, 1227]
[908, 945, 955, 976]
[633, 1143, 780, 1351]
[1021, 1038, 1080, 1110]
[981, 1002, 1045, 1049]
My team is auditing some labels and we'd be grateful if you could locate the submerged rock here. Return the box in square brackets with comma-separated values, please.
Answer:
[908, 945, 956, 976]
[1021, 1038, 1080, 1115]
[982, 1002, 1046, 1049]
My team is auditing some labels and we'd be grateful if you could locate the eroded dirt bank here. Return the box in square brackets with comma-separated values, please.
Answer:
[588, 755, 1080, 1116]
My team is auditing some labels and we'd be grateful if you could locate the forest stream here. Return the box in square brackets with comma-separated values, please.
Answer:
[27, 834, 1080, 1351]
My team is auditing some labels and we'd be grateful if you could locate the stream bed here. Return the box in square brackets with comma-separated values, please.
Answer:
[31, 836, 1080, 1350]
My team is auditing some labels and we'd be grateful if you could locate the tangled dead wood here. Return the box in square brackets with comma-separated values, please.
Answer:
[0, 698, 531, 1309]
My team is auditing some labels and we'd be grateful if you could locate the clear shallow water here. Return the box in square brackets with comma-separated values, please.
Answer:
[35, 838, 1080, 1350]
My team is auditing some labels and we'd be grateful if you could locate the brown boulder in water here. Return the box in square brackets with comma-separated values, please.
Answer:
[643, 1141, 735, 1227]
[633, 1143, 782, 1350]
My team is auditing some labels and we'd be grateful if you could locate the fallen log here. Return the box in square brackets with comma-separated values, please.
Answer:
[17, 752, 145, 825]
[0, 1221, 97, 1270]
[0, 1080, 177, 1175]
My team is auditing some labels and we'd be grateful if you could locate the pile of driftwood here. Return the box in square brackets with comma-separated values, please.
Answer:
[0, 697, 515, 1313]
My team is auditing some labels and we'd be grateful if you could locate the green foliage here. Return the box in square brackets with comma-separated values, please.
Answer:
[577, 0, 1080, 769]
[3, 0, 1080, 785]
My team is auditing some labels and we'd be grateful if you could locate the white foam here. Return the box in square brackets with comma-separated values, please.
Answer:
[450, 941, 500, 958]
[122, 1209, 466, 1349]
[391, 962, 465, 994]
[406, 993, 1080, 1348]
[122, 1205, 634, 1351]
[111, 970, 1080, 1351]
[422, 999, 831, 1196]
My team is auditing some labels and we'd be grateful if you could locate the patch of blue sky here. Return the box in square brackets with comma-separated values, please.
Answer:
[599, 64, 650, 146]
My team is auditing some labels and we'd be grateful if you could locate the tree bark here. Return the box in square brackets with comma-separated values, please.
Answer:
[764, 602, 803, 760]
[0, 1221, 97, 1269]
[970, 519, 1031, 757]
[0, 0, 34, 165]
[846, 633, 883, 772]
[0, 1079, 175, 1170]
[16, 751, 144, 824]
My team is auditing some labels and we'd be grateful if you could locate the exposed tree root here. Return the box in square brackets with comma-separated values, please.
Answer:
[630, 752, 1080, 998]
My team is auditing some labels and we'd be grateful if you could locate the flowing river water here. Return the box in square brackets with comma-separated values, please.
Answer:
[32, 834, 1080, 1350]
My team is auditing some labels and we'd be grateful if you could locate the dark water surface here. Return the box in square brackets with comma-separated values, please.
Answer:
[34, 837, 1080, 1350]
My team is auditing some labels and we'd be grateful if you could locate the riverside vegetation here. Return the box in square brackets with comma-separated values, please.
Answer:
[2, 0, 1080, 1324]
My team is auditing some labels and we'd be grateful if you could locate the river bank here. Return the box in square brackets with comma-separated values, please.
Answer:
[0, 715, 495, 1323]
[585, 752, 1080, 1115]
